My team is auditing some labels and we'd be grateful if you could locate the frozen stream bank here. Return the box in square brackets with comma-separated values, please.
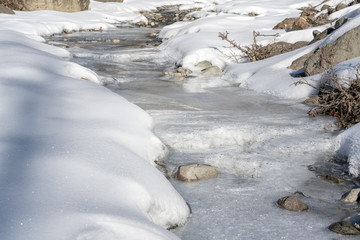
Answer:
[49, 26, 355, 239]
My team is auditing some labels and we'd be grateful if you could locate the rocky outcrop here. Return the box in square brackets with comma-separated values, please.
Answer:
[177, 164, 218, 182]
[277, 196, 308, 211]
[0, 4, 14, 14]
[304, 25, 360, 76]
[2, 0, 89, 12]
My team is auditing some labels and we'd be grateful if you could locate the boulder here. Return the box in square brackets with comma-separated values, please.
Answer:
[202, 66, 222, 76]
[319, 174, 345, 184]
[321, 4, 331, 11]
[0, 4, 14, 14]
[304, 25, 360, 76]
[328, 221, 360, 235]
[177, 164, 218, 182]
[341, 188, 360, 203]
[2, 0, 89, 12]
[289, 50, 314, 71]
[277, 196, 308, 211]
[273, 17, 311, 31]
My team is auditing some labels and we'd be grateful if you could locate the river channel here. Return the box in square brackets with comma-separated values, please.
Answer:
[48, 25, 356, 239]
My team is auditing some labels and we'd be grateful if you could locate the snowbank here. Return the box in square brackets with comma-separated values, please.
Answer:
[0, 1, 196, 238]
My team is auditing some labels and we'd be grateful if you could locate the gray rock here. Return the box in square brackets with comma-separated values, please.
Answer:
[277, 196, 309, 211]
[195, 60, 212, 70]
[3, 0, 89, 12]
[177, 67, 192, 76]
[341, 188, 360, 203]
[177, 164, 218, 182]
[289, 50, 314, 71]
[309, 27, 335, 45]
[335, 17, 351, 29]
[0, 4, 14, 14]
[304, 25, 360, 76]
[273, 17, 311, 31]
[328, 221, 360, 235]
[201, 66, 222, 76]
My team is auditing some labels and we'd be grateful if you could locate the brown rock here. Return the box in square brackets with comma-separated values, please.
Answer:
[319, 174, 345, 184]
[329, 221, 360, 235]
[177, 164, 218, 182]
[336, 3, 347, 12]
[273, 17, 311, 31]
[277, 196, 309, 211]
[2, 0, 89, 12]
[304, 25, 360, 76]
[321, 4, 331, 11]
[258, 41, 308, 61]
[0, 4, 14, 14]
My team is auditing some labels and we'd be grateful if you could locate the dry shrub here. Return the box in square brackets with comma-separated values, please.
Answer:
[295, 66, 360, 129]
[218, 30, 262, 62]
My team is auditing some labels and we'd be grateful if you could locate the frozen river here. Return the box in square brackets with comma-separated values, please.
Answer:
[48, 26, 354, 239]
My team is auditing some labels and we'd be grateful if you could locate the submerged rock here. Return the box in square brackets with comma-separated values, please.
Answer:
[177, 164, 218, 182]
[328, 221, 360, 235]
[277, 196, 308, 211]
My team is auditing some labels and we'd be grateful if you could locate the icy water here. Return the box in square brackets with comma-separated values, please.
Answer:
[48, 26, 357, 239]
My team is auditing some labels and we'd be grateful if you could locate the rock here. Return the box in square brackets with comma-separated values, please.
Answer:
[277, 196, 309, 211]
[319, 174, 345, 184]
[321, 4, 331, 12]
[0, 4, 14, 14]
[328, 221, 360, 235]
[258, 41, 308, 61]
[304, 25, 360, 76]
[341, 188, 360, 203]
[3, 0, 89, 12]
[195, 60, 213, 70]
[289, 50, 314, 71]
[201, 66, 222, 76]
[309, 27, 335, 45]
[177, 67, 192, 76]
[177, 164, 218, 182]
[273, 17, 311, 31]
[312, 30, 321, 38]
[335, 17, 351, 29]
[335, 3, 347, 12]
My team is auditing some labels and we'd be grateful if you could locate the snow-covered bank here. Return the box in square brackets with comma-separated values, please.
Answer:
[0, 6, 192, 240]
[1, 0, 360, 239]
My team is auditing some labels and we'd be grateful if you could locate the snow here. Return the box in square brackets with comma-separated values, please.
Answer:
[1, 0, 360, 239]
